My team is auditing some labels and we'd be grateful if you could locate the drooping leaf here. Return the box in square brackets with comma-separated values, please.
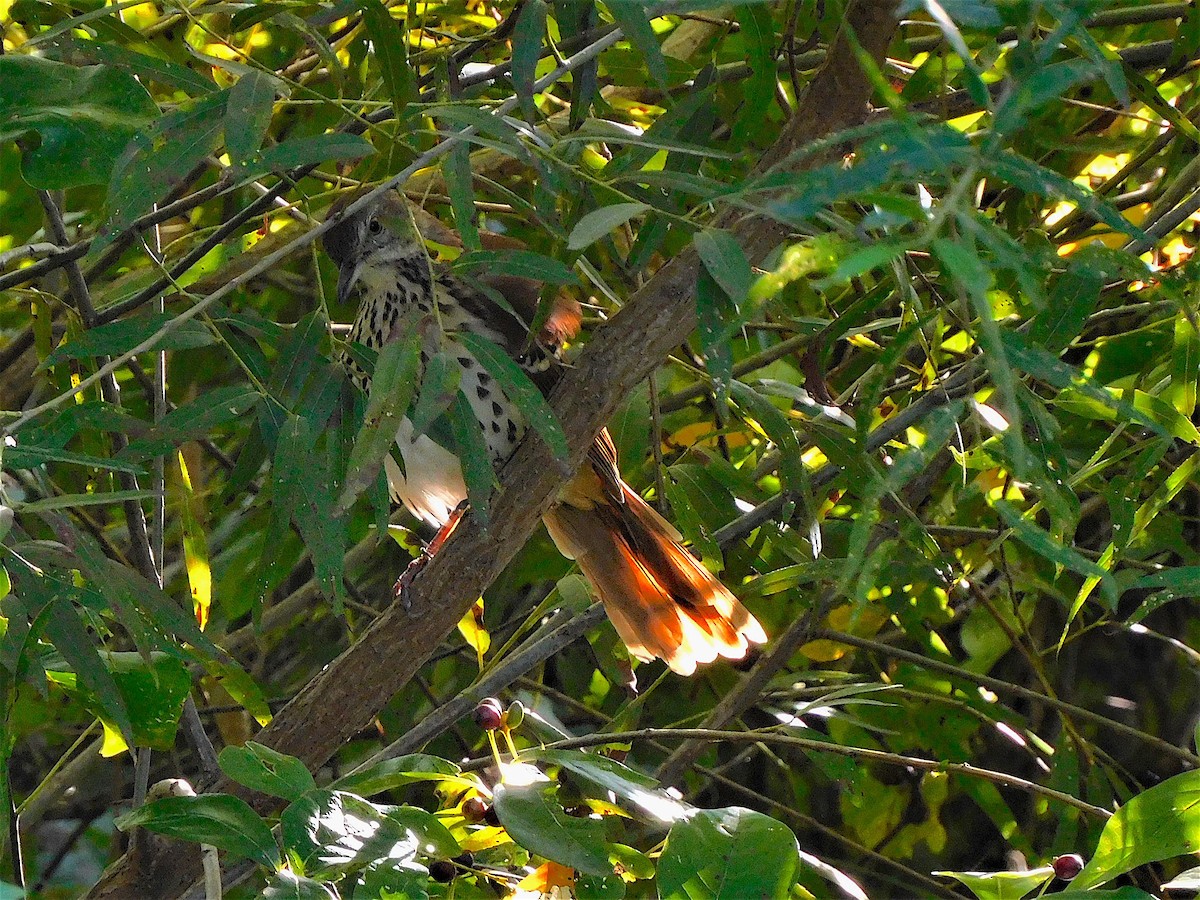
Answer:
[609, 1, 668, 91]
[448, 389, 497, 526]
[695, 267, 734, 403]
[177, 452, 212, 630]
[273, 415, 346, 606]
[225, 70, 276, 166]
[512, 0, 548, 122]
[116, 794, 280, 867]
[43, 599, 132, 744]
[454, 331, 569, 460]
[492, 779, 612, 877]
[338, 330, 422, 512]
[360, 0, 416, 117]
[695, 229, 752, 306]
[444, 141, 481, 252]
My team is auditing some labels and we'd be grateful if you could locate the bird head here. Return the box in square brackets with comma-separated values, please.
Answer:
[323, 188, 422, 305]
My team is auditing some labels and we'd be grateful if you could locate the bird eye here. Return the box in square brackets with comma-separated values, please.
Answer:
[368, 218, 383, 235]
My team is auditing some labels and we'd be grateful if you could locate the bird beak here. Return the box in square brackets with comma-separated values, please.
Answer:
[337, 260, 363, 306]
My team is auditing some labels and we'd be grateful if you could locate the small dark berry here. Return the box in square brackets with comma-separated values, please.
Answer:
[462, 797, 488, 822]
[453, 851, 474, 868]
[429, 860, 456, 883]
[1052, 854, 1084, 880]
[473, 698, 503, 731]
[483, 804, 501, 827]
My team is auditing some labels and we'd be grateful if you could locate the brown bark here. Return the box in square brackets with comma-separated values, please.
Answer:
[87, 2, 899, 895]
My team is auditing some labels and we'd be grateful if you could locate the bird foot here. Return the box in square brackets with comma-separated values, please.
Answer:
[392, 500, 469, 610]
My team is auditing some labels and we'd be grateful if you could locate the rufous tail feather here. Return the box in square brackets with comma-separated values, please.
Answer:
[543, 484, 767, 676]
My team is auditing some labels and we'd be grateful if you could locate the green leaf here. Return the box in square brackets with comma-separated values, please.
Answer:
[237, 133, 375, 179]
[97, 90, 229, 255]
[695, 267, 734, 403]
[281, 790, 457, 877]
[609, 2, 668, 90]
[107, 652, 191, 751]
[555, 0, 599, 129]
[933, 867, 1054, 900]
[734, 4, 775, 142]
[537, 749, 690, 821]
[567, 203, 650, 250]
[219, 742, 316, 802]
[274, 415, 346, 605]
[456, 249, 577, 285]
[994, 500, 1118, 608]
[360, 0, 416, 116]
[512, 0, 548, 121]
[331, 754, 465, 797]
[0, 56, 158, 188]
[492, 780, 612, 877]
[448, 389, 497, 525]
[116, 794, 280, 867]
[1073, 769, 1200, 890]
[262, 872, 338, 900]
[120, 387, 262, 459]
[444, 141, 480, 251]
[231, 3, 290, 31]
[730, 380, 805, 490]
[994, 59, 1104, 135]
[1167, 312, 1200, 418]
[454, 331, 569, 460]
[44, 599, 132, 743]
[338, 331, 422, 512]
[989, 152, 1143, 241]
[1027, 256, 1103, 354]
[1, 443, 147, 475]
[933, 235, 1017, 417]
[64, 40, 217, 94]
[694, 230, 752, 305]
[40, 314, 216, 369]
[17, 489, 160, 514]
[225, 70, 276, 166]
[408, 351, 461, 439]
[658, 807, 799, 900]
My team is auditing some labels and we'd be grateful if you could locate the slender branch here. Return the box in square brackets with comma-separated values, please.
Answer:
[510, 728, 1113, 819]
[813, 629, 1200, 768]
[351, 604, 608, 771]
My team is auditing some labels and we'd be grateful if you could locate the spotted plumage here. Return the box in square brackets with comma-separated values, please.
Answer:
[323, 189, 767, 675]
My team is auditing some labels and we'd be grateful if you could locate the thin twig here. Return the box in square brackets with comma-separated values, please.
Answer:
[814, 629, 1200, 767]
[496, 727, 1114, 818]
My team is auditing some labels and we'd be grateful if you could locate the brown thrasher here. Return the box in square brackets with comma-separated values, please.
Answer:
[323, 190, 766, 675]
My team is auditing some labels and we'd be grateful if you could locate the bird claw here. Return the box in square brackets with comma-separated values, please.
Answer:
[392, 500, 469, 611]
[393, 551, 430, 611]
